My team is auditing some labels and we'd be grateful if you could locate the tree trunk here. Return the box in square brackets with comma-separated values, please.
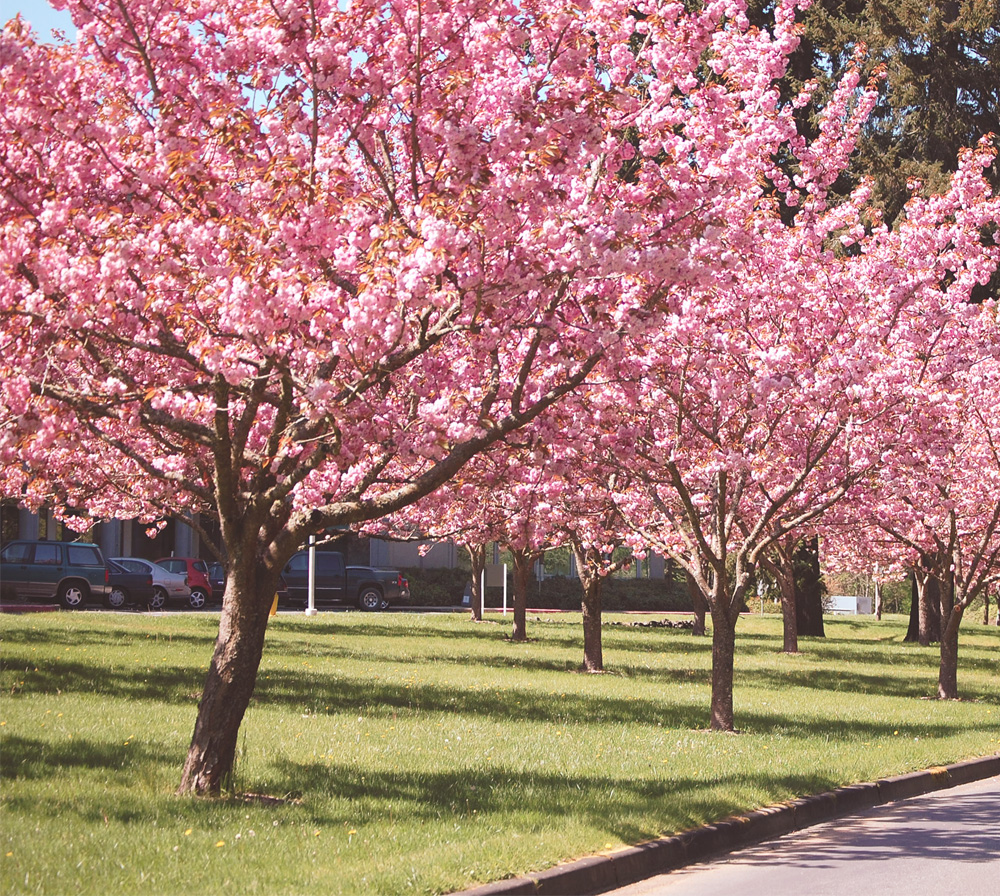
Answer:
[572, 541, 604, 672]
[919, 573, 942, 647]
[709, 604, 738, 731]
[937, 607, 963, 699]
[466, 543, 486, 622]
[936, 571, 961, 699]
[793, 537, 825, 637]
[178, 567, 279, 794]
[510, 548, 532, 642]
[686, 573, 708, 636]
[761, 535, 804, 651]
[904, 570, 917, 640]
[581, 576, 604, 672]
[874, 580, 883, 620]
[779, 567, 799, 654]
[905, 567, 941, 645]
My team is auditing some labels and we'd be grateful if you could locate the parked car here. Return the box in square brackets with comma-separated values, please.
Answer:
[0, 539, 110, 608]
[106, 559, 154, 609]
[207, 562, 225, 600]
[206, 562, 289, 605]
[280, 550, 409, 610]
[155, 557, 213, 608]
[111, 557, 192, 609]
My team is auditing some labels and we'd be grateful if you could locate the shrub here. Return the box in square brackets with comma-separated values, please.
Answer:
[400, 566, 469, 606]
[399, 567, 693, 611]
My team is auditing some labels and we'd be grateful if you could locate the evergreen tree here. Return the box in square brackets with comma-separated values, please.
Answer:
[749, 0, 1000, 222]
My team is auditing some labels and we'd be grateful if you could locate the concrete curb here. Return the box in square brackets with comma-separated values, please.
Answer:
[453, 753, 1000, 896]
[0, 602, 60, 614]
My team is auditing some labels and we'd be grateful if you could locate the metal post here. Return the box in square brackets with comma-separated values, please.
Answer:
[305, 534, 318, 616]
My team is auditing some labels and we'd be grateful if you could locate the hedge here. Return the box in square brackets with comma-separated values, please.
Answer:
[400, 568, 693, 612]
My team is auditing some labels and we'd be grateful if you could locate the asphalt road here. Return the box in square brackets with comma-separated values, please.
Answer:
[605, 774, 1000, 896]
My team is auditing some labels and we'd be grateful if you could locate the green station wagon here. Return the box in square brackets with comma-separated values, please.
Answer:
[0, 540, 111, 608]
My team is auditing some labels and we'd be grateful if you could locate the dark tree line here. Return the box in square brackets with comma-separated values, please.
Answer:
[747, 0, 999, 223]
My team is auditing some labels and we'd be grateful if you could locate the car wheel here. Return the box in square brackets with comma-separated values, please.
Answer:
[149, 587, 167, 610]
[59, 581, 87, 609]
[188, 588, 208, 610]
[358, 587, 383, 611]
[107, 587, 128, 609]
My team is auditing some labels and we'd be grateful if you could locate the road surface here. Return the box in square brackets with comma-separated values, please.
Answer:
[606, 775, 1000, 896]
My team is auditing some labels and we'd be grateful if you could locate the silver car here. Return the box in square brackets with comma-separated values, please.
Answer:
[111, 557, 192, 609]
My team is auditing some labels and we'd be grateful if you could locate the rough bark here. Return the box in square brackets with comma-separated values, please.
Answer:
[580, 578, 604, 672]
[936, 568, 962, 699]
[509, 548, 534, 642]
[178, 565, 281, 794]
[918, 572, 942, 647]
[760, 537, 801, 652]
[778, 568, 799, 654]
[937, 603, 963, 699]
[686, 572, 708, 636]
[709, 603, 738, 731]
[465, 543, 486, 622]
[793, 537, 825, 637]
[904, 571, 920, 641]
[905, 566, 941, 645]
[572, 541, 605, 672]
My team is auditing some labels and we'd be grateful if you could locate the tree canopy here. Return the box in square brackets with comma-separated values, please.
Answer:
[748, 0, 1000, 221]
[2, 0, 998, 790]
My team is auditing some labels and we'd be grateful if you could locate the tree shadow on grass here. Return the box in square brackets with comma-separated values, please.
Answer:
[0, 620, 217, 650]
[255, 668, 991, 742]
[0, 734, 847, 854]
[4, 651, 994, 743]
[258, 758, 846, 848]
[1, 656, 205, 705]
[274, 620, 714, 665]
[0, 732, 177, 783]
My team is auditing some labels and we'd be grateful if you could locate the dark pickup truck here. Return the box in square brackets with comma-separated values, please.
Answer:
[280, 550, 410, 610]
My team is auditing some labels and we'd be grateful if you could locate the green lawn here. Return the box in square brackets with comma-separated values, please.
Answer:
[1, 610, 997, 895]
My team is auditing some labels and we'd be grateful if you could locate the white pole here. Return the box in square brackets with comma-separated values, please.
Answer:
[502, 563, 508, 616]
[305, 534, 318, 616]
[480, 568, 485, 618]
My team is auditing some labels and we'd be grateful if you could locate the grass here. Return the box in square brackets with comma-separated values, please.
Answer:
[1, 610, 998, 896]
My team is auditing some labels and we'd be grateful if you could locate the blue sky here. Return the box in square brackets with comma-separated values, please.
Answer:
[2, 0, 76, 40]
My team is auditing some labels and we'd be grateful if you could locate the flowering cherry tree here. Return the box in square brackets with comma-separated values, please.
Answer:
[2, 0, 826, 792]
[4, 0, 996, 792]
[0, 0, 627, 793]
[389, 412, 624, 663]
[842, 318, 1000, 698]
[607, 136, 1000, 730]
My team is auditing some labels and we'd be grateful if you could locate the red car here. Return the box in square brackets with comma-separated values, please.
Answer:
[155, 557, 213, 608]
